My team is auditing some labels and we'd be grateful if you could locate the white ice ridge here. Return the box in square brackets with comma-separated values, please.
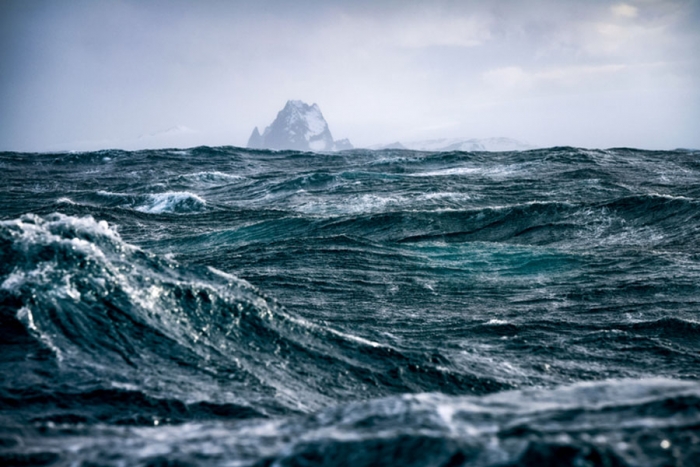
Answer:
[302, 105, 328, 140]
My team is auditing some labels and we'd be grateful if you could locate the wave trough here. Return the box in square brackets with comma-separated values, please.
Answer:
[1, 146, 699, 465]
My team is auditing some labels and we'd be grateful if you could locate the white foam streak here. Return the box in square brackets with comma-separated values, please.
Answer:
[413, 163, 532, 178]
[16, 306, 64, 361]
[293, 192, 475, 216]
[182, 171, 244, 183]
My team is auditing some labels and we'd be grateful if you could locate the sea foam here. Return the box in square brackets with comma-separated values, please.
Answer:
[136, 192, 206, 213]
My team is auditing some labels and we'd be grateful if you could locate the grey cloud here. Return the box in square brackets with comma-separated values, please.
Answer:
[0, 0, 698, 151]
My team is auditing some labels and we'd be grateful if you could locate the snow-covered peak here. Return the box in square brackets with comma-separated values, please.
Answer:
[373, 137, 536, 152]
[285, 99, 313, 110]
[248, 100, 352, 152]
[280, 101, 328, 143]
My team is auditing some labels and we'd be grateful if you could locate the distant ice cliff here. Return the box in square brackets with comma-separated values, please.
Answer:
[373, 137, 536, 152]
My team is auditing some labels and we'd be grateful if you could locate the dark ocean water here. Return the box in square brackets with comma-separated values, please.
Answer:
[1, 146, 699, 466]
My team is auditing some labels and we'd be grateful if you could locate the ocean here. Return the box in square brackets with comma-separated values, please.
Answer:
[1, 146, 699, 466]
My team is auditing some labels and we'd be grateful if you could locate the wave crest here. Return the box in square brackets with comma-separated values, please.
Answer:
[136, 191, 206, 213]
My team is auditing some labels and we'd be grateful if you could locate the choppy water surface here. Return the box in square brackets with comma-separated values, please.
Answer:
[1, 147, 699, 466]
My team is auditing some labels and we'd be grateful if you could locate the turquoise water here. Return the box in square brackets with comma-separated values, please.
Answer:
[1, 146, 699, 465]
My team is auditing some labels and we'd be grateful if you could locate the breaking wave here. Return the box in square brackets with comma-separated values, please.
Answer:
[1, 146, 699, 465]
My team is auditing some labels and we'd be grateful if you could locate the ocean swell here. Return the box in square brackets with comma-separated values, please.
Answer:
[1, 146, 699, 466]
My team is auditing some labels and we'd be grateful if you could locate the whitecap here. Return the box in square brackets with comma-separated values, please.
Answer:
[413, 167, 482, 177]
[136, 192, 206, 214]
[56, 197, 77, 205]
[486, 319, 510, 325]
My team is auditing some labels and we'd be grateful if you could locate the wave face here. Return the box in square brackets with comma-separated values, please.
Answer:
[1, 146, 700, 465]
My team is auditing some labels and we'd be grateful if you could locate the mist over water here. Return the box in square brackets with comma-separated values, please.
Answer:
[2, 0, 700, 151]
[1, 146, 700, 465]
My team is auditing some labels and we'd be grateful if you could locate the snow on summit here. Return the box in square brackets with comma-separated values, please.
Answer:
[248, 100, 352, 152]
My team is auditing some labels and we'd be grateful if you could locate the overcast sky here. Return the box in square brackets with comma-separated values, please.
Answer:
[1, 0, 698, 151]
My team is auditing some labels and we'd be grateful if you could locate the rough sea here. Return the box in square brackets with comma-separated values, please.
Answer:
[1, 146, 699, 466]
